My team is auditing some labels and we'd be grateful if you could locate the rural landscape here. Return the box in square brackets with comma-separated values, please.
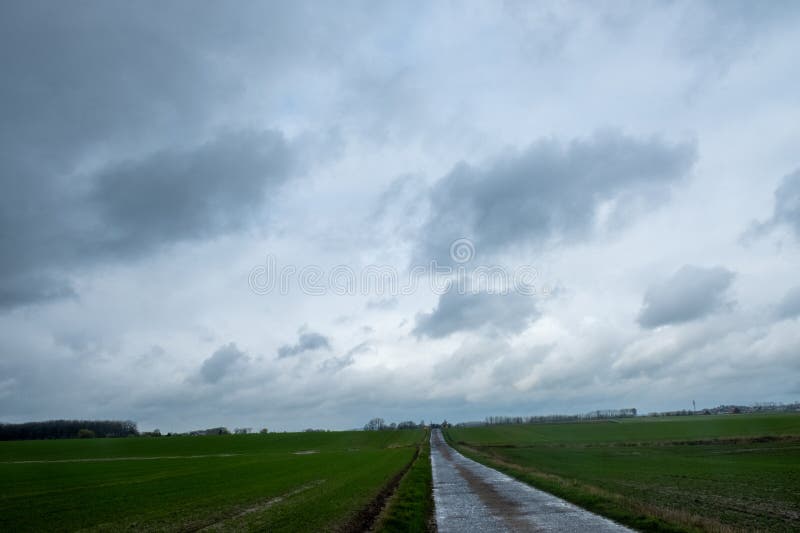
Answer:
[2, 1, 800, 532]
[2, 406, 799, 531]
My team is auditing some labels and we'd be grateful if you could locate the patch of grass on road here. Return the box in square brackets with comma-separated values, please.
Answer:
[377, 431, 435, 533]
[447, 413, 800, 532]
[0, 429, 423, 532]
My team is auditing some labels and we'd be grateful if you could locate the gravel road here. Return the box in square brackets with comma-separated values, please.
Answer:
[430, 429, 632, 532]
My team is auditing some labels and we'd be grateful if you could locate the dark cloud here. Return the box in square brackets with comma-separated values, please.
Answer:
[0, 1, 364, 310]
[638, 265, 735, 329]
[417, 131, 696, 263]
[200, 343, 247, 384]
[1, 3, 212, 162]
[752, 170, 800, 240]
[776, 286, 800, 320]
[90, 130, 292, 255]
[278, 331, 331, 358]
[0, 276, 76, 310]
[413, 290, 539, 339]
[0, 1, 353, 155]
[0, 130, 293, 310]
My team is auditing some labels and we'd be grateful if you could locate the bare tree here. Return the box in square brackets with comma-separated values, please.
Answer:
[363, 417, 386, 431]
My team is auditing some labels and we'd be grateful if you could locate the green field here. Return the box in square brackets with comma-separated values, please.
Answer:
[447, 414, 800, 532]
[377, 436, 434, 533]
[0, 429, 425, 532]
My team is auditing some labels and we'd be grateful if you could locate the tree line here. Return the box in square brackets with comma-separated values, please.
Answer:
[363, 418, 427, 431]
[0, 419, 139, 440]
[482, 408, 637, 426]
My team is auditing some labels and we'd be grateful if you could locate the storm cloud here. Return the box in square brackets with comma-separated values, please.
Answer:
[90, 130, 293, 255]
[0, 1, 332, 309]
[200, 343, 248, 384]
[0, 276, 77, 310]
[637, 266, 736, 329]
[417, 132, 696, 263]
[0, 130, 294, 309]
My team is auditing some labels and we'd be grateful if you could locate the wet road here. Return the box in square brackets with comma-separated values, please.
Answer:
[430, 429, 632, 532]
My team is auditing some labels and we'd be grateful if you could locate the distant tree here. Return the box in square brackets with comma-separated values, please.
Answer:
[0, 420, 138, 440]
[77, 429, 95, 439]
[260, 428, 269, 434]
[364, 417, 386, 431]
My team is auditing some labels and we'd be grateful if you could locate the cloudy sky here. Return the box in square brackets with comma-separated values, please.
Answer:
[2, 1, 799, 432]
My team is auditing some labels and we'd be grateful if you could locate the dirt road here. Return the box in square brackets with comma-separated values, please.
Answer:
[430, 429, 631, 532]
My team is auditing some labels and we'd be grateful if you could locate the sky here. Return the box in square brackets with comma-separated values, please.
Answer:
[1, 1, 799, 432]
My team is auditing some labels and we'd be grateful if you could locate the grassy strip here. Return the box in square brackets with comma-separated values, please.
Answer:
[375, 431, 435, 533]
[443, 429, 697, 533]
[337, 443, 420, 533]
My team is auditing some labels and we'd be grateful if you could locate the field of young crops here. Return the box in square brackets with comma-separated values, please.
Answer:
[447, 413, 800, 532]
[0, 429, 424, 532]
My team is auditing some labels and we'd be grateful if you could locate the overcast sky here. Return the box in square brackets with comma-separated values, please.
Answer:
[2, 1, 799, 432]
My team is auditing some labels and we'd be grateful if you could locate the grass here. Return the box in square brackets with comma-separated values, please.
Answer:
[446, 413, 800, 532]
[0, 429, 424, 532]
[376, 431, 435, 533]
